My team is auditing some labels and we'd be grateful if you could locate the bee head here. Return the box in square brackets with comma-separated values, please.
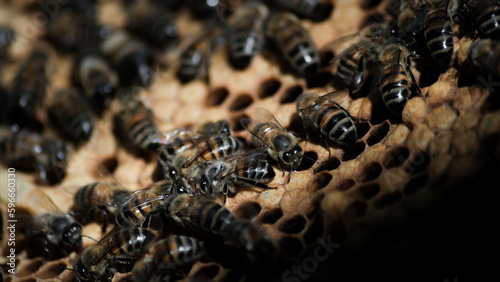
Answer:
[63, 223, 83, 251]
[74, 260, 91, 281]
[282, 144, 303, 169]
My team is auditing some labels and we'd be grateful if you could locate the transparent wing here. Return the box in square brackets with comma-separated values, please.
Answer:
[27, 189, 62, 214]
[319, 89, 350, 105]
[253, 108, 285, 129]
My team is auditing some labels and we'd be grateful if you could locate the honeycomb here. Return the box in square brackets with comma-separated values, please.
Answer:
[1, 0, 500, 281]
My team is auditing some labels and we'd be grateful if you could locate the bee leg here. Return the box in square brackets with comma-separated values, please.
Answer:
[405, 63, 423, 97]
[43, 238, 51, 260]
[101, 209, 108, 234]
[105, 265, 113, 281]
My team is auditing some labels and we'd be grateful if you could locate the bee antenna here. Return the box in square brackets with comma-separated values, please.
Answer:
[82, 234, 99, 242]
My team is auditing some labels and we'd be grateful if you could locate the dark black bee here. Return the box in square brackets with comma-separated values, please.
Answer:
[6, 49, 49, 125]
[126, 1, 178, 46]
[272, 0, 333, 21]
[46, 9, 110, 51]
[467, 38, 500, 78]
[0, 131, 68, 185]
[72, 50, 119, 114]
[36, 137, 69, 185]
[48, 88, 95, 143]
[27, 190, 82, 258]
[101, 30, 154, 88]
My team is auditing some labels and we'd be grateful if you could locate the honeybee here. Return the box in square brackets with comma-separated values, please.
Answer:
[36, 137, 69, 185]
[241, 108, 303, 172]
[296, 90, 360, 147]
[6, 49, 49, 124]
[174, 133, 244, 171]
[72, 50, 119, 114]
[115, 93, 161, 153]
[226, 1, 269, 69]
[328, 23, 388, 93]
[72, 182, 130, 233]
[177, 34, 211, 83]
[467, 39, 500, 77]
[101, 30, 154, 88]
[46, 9, 110, 51]
[154, 120, 230, 181]
[462, 0, 500, 40]
[197, 149, 276, 196]
[424, 0, 454, 67]
[131, 235, 205, 281]
[0, 131, 68, 185]
[115, 179, 190, 228]
[164, 193, 276, 263]
[73, 227, 155, 281]
[126, 1, 178, 46]
[266, 12, 320, 76]
[376, 43, 420, 115]
[273, 0, 332, 20]
[48, 88, 95, 143]
[27, 190, 83, 258]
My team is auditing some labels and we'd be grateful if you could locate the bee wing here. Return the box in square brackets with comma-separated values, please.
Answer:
[27, 189, 62, 214]
[219, 147, 268, 177]
[93, 227, 154, 265]
[182, 132, 232, 168]
[327, 39, 372, 64]
[156, 126, 196, 146]
[319, 89, 350, 105]
[410, 3, 428, 32]
[116, 180, 174, 215]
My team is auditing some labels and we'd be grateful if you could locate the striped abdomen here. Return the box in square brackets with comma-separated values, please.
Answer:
[178, 40, 205, 83]
[228, 3, 267, 68]
[380, 63, 412, 115]
[152, 235, 204, 265]
[48, 89, 94, 142]
[182, 135, 243, 168]
[115, 191, 162, 228]
[424, 3, 453, 66]
[235, 158, 275, 184]
[315, 103, 357, 146]
[174, 196, 236, 236]
[471, 0, 500, 39]
[337, 48, 364, 89]
[74, 182, 128, 211]
[267, 13, 320, 75]
[121, 100, 160, 152]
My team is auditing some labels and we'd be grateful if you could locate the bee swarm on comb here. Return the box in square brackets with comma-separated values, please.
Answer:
[1, 0, 499, 281]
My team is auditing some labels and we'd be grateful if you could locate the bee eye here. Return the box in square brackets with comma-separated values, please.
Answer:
[282, 151, 291, 162]
[76, 262, 89, 279]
